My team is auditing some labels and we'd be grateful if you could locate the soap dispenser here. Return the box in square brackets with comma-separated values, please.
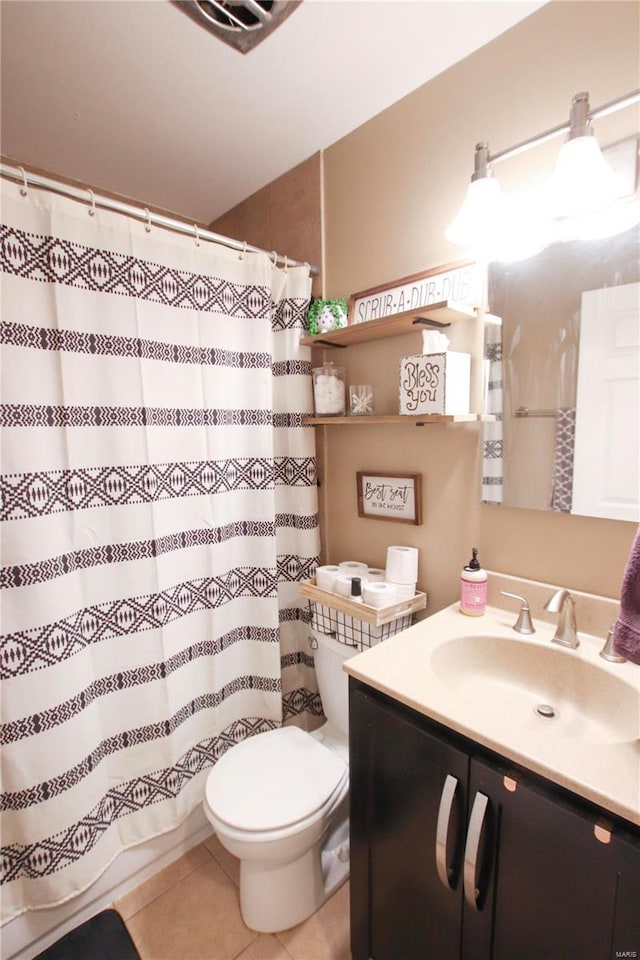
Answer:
[460, 547, 487, 616]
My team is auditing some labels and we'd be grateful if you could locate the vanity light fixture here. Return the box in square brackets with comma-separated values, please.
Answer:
[446, 88, 640, 258]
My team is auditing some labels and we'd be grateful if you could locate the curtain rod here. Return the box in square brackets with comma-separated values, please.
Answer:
[490, 88, 640, 165]
[0, 161, 319, 277]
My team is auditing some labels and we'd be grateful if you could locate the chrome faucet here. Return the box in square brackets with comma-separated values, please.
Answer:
[544, 588, 579, 648]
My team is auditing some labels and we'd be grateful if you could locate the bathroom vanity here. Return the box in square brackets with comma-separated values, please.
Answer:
[345, 603, 640, 960]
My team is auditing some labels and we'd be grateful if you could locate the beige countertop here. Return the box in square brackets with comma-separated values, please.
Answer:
[344, 603, 640, 829]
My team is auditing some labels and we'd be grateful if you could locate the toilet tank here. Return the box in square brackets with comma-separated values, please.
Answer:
[313, 630, 358, 734]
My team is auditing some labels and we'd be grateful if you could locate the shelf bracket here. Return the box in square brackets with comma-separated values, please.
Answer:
[411, 317, 452, 329]
[311, 339, 348, 348]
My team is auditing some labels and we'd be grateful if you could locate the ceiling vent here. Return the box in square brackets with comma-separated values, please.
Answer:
[176, 0, 301, 54]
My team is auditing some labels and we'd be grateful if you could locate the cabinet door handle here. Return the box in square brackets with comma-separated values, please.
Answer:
[435, 773, 459, 890]
[463, 791, 489, 911]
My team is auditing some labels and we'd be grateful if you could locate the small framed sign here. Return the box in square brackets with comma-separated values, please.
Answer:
[356, 472, 422, 525]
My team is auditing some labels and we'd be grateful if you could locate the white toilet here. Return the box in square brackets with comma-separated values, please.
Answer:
[203, 629, 355, 933]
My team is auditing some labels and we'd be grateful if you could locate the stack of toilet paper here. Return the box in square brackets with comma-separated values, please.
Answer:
[313, 554, 418, 607]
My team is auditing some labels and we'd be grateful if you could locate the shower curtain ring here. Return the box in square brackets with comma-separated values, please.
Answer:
[270, 251, 278, 268]
[303, 262, 310, 277]
[18, 166, 28, 197]
[144, 208, 152, 233]
[87, 189, 96, 217]
[239, 241, 247, 260]
[283, 256, 289, 273]
[194, 225, 200, 247]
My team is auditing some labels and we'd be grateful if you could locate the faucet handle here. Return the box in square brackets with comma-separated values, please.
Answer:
[500, 591, 535, 635]
[599, 624, 626, 663]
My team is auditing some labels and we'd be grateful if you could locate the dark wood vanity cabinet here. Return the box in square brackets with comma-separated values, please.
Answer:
[349, 678, 640, 960]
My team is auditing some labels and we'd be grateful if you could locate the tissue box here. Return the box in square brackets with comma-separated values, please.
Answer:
[399, 352, 470, 416]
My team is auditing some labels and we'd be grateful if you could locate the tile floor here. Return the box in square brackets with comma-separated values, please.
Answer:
[114, 834, 351, 960]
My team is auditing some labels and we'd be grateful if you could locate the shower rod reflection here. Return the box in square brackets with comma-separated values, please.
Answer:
[0, 161, 319, 276]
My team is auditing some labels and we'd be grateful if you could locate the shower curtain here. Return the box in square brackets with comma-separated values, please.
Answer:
[481, 318, 503, 504]
[0, 179, 320, 922]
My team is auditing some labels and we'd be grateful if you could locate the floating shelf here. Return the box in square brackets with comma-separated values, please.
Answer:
[299, 300, 476, 348]
[303, 414, 494, 426]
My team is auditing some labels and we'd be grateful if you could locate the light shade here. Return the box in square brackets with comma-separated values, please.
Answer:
[444, 175, 505, 248]
[553, 196, 640, 242]
[445, 176, 550, 261]
[547, 134, 631, 219]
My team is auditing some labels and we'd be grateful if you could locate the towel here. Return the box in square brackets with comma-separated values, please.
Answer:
[612, 527, 640, 664]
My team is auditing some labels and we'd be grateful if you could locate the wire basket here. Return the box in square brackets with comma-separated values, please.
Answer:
[300, 577, 426, 652]
[309, 599, 415, 651]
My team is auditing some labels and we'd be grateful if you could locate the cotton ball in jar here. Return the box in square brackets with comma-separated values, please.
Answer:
[312, 364, 346, 416]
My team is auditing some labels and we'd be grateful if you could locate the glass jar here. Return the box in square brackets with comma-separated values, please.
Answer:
[349, 384, 375, 416]
[312, 363, 346, 416]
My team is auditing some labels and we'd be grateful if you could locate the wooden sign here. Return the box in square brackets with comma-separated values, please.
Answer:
[399, 352, 470, 416]
[356, 472, 422, 525]
[348, 260, 481, 326]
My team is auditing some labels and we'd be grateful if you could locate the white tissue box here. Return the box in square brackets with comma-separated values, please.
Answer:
[399, 352, 470, 416]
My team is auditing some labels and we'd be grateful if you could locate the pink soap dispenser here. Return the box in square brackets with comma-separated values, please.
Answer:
[460, 547, 487, 616]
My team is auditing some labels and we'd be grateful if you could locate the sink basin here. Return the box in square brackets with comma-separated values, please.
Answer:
[431, 634, 640, 745]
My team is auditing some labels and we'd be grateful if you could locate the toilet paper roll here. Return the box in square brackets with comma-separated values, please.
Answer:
[363, 582, 399, 608]
[366, 568, 385, 583]
[338, 561, 369, 578]
[389, 581, 417, 600]
[315, 565, 339, 592]
[385, 546, 419, 585]
[333, 573, 356, 598]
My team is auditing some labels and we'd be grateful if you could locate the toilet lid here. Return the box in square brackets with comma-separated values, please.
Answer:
[205, 726, 347, 832]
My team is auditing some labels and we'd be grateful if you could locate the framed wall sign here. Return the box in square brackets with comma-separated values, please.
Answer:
[348, 260, 481, 326]
[356, 472, 422, 525]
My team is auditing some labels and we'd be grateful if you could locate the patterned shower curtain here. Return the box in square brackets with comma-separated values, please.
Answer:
[0, 180, 320, 922]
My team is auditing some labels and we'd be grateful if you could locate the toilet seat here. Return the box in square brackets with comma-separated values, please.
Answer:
[205, 726, 347, 833]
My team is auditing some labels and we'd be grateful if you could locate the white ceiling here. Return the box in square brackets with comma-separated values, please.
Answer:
[1, 0, 545, 224]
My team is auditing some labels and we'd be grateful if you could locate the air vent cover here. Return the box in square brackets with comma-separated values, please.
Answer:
[177, 0, 301, 54]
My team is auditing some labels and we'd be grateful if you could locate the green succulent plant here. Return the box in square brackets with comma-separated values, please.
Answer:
[307, 298, 348, 335]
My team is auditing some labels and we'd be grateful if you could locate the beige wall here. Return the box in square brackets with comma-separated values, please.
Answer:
[210, 152, 323, 298]
[321, 0, 639, 611]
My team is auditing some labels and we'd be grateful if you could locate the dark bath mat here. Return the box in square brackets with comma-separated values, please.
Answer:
[33, 909, 141, 960]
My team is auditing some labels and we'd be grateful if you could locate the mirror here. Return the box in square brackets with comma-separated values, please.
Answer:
[482, 222, 639, 521]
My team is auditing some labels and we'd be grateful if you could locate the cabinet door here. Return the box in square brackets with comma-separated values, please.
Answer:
[350, 683, 469, 960]
[611, 829, 640, 959]
[463, 758, 620, 960]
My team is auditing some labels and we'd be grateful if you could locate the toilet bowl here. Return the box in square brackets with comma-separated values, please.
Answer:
[203, 630, 355, 932]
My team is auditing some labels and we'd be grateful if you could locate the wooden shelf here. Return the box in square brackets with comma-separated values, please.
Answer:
[299, 300, 476, 348]
[303, 414, 494, 426]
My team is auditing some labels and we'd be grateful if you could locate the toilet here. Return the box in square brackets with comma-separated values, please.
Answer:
[203, 629, 356, 933]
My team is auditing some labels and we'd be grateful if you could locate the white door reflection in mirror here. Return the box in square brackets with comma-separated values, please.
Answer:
[573, 282, 640, 521]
